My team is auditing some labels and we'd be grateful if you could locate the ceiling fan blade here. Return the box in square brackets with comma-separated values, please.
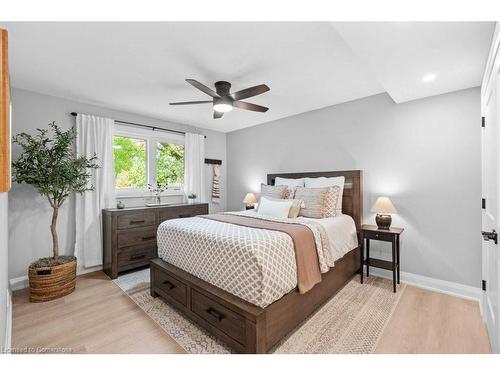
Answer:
[186, 79, 220, 98]
[233, 101, 269, 112]
[231, 84, 270, 101]
[169, 100, 213, 105]
[214, 111, 224, 119]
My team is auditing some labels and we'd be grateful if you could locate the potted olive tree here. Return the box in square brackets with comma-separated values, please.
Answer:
[12, 122, 99, 302]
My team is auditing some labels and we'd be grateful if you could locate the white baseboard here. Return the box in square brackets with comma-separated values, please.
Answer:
[4, 289, 12, 352]
[76, 264, 103, 276]
[9, 264, 103, 291]
[367, 267, 482, 303]
[9, 275, 28, 291]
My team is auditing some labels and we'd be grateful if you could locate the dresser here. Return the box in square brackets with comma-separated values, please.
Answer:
[102, 203, 209, 279]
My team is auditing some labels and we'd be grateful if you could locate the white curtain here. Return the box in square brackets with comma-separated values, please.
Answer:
[184, 133, 206, 202]
[74, 114, 115, 268]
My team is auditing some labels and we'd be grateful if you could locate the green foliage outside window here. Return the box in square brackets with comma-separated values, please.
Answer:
[113, 136, 147, 189]
[156, 143, 184, 186]
[113, 136, 184, 190]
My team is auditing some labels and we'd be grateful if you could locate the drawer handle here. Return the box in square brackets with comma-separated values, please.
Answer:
[206, 307, 225, 321]
[130, 220, 145, 224]
[129, 254, 146, 261]
[178, 214, 190, 218]
[162, 280, 176, 290]
[142, 235, 156, 240]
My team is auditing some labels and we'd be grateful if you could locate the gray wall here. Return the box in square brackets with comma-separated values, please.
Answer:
[227, 88, 481, 288]
[9, 88, 227, 280]
[0, 193, 8, 348]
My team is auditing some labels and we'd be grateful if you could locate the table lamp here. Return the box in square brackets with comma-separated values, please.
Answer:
[371, 196, 397, 229]
[243, 193, 257, 209]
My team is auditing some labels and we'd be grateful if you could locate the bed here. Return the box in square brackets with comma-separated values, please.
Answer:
[150, 170, 363, 353]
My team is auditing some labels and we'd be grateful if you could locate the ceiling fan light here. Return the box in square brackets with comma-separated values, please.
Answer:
[213, 103, 233, 113]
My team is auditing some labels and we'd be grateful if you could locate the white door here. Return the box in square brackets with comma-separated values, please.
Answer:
[482, 23, 500, 354]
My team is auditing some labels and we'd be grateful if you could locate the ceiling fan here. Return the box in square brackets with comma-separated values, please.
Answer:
[170, 79, 270, 119]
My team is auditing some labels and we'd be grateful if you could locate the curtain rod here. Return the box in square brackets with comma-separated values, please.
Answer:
[70, 112, 206, 138]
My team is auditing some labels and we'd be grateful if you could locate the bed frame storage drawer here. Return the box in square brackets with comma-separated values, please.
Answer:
[102, 203, 209, 279]
[117, 211, 156, 229]
[154, 270, 188, 307]
[191, 290, 246, 345]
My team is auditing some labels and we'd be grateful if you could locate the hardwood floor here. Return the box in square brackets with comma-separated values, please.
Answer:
[11, 271, 185, 354]
[375, 285, 491, 354]
[11, 272, 491, 354]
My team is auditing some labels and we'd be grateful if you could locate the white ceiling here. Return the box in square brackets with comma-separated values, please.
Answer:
[332, 22, 495, 103]
[1, 22, 495, 132]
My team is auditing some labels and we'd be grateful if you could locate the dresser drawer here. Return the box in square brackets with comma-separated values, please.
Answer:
[154, 270, 188, 307]
[191, 289, 246, 345]
[117, 226, 157, 248]
[117, 211, 156, 229]
[364, 231, 394, 242]
[159, 205, 208, 222]
[117, 245, 156, 271]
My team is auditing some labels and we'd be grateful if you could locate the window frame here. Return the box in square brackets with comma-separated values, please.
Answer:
[114, 124, 185, 198]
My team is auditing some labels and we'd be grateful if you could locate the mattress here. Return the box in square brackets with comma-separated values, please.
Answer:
[157, 211, 358, 308]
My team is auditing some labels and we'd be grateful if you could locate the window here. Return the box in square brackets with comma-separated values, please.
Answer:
[156, 142, 184, 186]
[113, 136, 147, 189]
[113, 125, 185, 196]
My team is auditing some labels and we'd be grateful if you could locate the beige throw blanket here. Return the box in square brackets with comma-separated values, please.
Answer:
[201, 213, 322, 294]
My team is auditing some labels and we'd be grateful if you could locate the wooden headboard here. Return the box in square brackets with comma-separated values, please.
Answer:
[267, 170, 363, 230]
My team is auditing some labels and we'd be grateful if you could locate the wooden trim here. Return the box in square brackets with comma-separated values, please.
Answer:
[0, 28, 10, 192]
[151, 170, 363, 353]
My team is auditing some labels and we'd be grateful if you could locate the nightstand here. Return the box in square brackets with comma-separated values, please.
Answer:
[360, 224, 404, 292]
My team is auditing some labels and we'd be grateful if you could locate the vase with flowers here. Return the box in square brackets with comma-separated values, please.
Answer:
[147, 182, 167, 205]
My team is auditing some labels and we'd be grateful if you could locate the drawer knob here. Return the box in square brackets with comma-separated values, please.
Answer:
[130, 219, 145, 224]
[206, 307, 225, 321]
[163, 280, 176, 290]
[142, 235, 156, 240]
[178, 214, 190, 218]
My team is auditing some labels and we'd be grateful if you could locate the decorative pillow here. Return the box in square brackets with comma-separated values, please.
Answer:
[288, 199, 305, 219]
[257, 197, 294, 218]
[304, 176, 345, 214]
[322, 186, 341, 217]
[294, 187, 328, 218]
[274, 178, 304, 200]
[260, 183, 288, 199]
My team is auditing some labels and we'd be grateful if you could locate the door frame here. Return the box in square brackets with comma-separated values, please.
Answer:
[481, 21, 500, 354]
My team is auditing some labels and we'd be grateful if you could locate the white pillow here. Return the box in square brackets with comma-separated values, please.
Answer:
[304, 176, 345, 213]
[274, 177, 305, 189]
[257, 197, 294, 218]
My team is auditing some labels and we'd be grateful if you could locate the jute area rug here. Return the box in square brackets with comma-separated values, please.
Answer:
[114, 268, 405, 354]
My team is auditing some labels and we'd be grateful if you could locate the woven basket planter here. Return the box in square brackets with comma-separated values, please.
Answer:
[29, 256, 77, 303]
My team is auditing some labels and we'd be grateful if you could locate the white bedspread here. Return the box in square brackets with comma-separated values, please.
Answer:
[157, 211, 357, 308]
[304, 214, 358, 262]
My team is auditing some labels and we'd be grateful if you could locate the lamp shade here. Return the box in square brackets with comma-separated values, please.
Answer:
[371, 196, 397, 214]
[243, 193, 257, 205]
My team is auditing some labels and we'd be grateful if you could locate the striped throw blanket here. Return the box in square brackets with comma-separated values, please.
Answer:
[211, 164, 221, 203]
